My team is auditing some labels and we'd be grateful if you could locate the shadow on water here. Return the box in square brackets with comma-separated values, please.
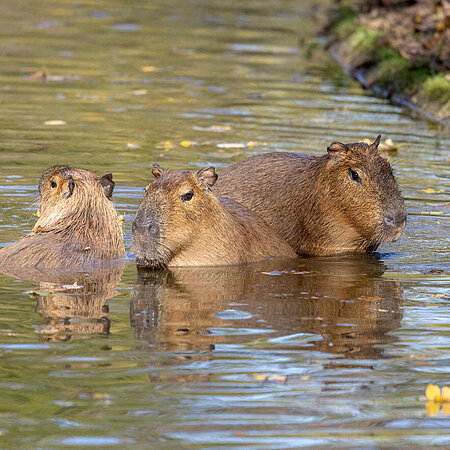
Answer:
[131, 255, 403, 361]
[0, 263, 123, 342]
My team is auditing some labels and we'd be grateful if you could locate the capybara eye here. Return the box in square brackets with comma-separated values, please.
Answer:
[50, 180, 57, 189]
[348, 169, 361, 183]
[181, 190, 194, 202]
[69, 181, 75, 191]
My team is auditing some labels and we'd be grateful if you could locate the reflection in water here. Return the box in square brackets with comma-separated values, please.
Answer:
[0, 264, 123, 341]
[131, 256, 403, 360]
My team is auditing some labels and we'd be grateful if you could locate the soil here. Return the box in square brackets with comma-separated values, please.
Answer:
[325, 0, 450, 126]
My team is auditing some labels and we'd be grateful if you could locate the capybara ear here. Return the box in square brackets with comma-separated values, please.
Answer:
[197, 167, 218, 189]
[327, 141, 348, 160]
[152, 163, 165, 179]
[100, 173, 115, 200]
[369, 135, 382, 153]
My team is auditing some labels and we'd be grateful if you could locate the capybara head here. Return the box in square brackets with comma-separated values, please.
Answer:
[132, 165, 219, 268]
[35, 165, 115, 231]
[0, 165, 124, 268]
[323, 135, 406, 250]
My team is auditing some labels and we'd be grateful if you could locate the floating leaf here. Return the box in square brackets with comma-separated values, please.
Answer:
[421, 188, 444, 194]
[118, 214, 124, 224]
[217, 143, 246, 149]
[180, 140, 198, 147]
[125, 143, 141, 149]
[141, 66, 157, 72]
[44, 120, 66, 126]
[131, 89, 147, 96]
[193, 125, 231, 132]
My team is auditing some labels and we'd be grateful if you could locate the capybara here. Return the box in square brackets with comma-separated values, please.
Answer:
[213, 135, 407, 256]
[132, 165, 297, 268]
[0, 166, 125, 268]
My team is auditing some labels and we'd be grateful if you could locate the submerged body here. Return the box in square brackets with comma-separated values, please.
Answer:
[132, 165, 297, 268]
[0, 166, 124, 268]
[213, 136, 407, 256]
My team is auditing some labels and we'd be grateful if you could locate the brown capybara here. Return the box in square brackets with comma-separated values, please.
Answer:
[132, 165, 297, 268]
[0, 166, 125, 268]
[213, 135, 407, 256]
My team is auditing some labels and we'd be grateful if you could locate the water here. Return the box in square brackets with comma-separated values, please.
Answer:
[0, 0, 449, 447]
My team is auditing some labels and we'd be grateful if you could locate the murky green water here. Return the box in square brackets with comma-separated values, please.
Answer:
[0, 0, 449, 447]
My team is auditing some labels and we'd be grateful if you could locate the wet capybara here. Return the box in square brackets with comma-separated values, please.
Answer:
[0, 166, 125, 268]
[213, 135, 407, 256]
[132, 165, 297, 268]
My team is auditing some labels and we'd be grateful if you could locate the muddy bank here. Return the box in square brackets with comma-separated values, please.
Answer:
[325, 0, 450, 126]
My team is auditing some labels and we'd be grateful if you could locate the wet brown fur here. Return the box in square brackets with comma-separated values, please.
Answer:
[213, 136, 407, 256]
[0, 166, 125, 268]
[132, 167, 297, 268]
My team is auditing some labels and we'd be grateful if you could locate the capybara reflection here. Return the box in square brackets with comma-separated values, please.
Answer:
[131, 256, 403, 358]
[132, 165, 297, 268]
[213, 135, 407, 256]
[0, 166, 124, 268]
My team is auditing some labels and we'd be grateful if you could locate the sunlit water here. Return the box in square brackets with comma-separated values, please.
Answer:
[0, 0, 449, 447]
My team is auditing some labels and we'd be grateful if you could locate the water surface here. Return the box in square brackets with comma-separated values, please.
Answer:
[0, 0, 449, 447]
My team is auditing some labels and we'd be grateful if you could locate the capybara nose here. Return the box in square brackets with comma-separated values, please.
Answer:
[384, 216, 395, 227]
[132, 216, 160, 236]
[384, 213, 407, 228]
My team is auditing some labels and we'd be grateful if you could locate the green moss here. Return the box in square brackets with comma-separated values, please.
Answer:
[373, 47, 429, 93]
[330, 6, 358, 39]
[421, 74, 450, 104]
[349, 27, 382, 56]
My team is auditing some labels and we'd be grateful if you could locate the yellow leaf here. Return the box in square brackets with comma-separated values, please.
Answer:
[132, 89, 147, 96]
[141, 66, 157, 72]
[252, 373, 268, 381]
[422, 188, 436, 193]
[126, 143, 141, 149]
[118, 215, 124, 224]
[268, 374, 287, 382]
[301, 376, 310, 380]
[44, 120, 66, 126]
[443, 402, 450, 415]
[426, 384, 442, 401]
[442, 386, 450, 402]
[34, 211, 40, 217]
[93, 393, 110, 399]
[427, 401, 440, 416]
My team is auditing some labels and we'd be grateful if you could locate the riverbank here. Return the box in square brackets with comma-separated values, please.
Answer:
[325, 0, 450, 126]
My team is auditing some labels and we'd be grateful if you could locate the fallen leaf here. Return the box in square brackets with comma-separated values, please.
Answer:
[180, 140, 198, 147]
[141, 66, 157, 72]
[44, 120, 66, 126]
[217, 143, 246, 149]
[131, 89, 147, 96]
[126, 143, 141, 149]
[193, 125, 231, 132]
[252, 373, 268, 381]
[268, 374, 287, 382]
